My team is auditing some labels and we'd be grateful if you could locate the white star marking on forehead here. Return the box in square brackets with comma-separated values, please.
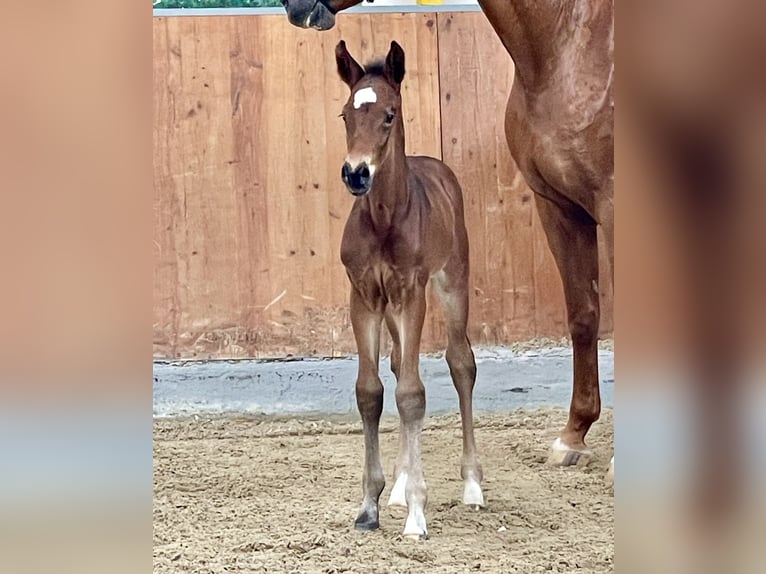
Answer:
[353, 86, 377, 109]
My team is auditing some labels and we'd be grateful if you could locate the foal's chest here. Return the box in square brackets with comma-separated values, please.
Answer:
[348, 262, 428, 310]
[341, 226, 428, 309]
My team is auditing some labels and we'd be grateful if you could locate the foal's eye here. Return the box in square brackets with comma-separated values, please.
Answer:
[339, 112, 346, 122]
[384, 111, 395, 125]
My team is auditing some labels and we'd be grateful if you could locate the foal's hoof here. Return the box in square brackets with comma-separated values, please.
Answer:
[548, 438, 593, 467]
[462, 477, 485, 508]
[354, 506, 380, 531]
[354, 512, 380, 531]
[403, 532, 429, 541]
[402, 508, 428, 540]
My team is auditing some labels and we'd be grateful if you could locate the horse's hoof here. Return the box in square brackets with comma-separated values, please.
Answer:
[548, 438, 593, 467]
[606, 455, 614, 485]
[462, 476, 485, 507]
[387, 472, 408, 508]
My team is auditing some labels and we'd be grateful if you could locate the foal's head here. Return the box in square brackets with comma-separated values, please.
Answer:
[335, 40, 405, 196]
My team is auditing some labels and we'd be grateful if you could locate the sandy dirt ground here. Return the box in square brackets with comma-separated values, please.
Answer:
[154, 408, 613, 573]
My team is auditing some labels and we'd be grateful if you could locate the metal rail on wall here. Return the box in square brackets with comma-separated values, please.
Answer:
[153, 0, 482, 16]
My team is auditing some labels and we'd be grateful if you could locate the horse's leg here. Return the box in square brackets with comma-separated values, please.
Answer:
[432, 270, 484, 507]
[389, 286, 429, 539]
[385, 311, 402, 380]
[350, 287, 386, 530]
[598, 189, 614, 482]
[534, 194, 601, 466]
[383, 310, 410, 508]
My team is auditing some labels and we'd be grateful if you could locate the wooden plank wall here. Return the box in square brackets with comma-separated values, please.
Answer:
[153, 12, 613, 359]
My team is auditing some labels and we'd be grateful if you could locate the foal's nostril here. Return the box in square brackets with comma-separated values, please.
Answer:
[358, 165, 370, 179]
[341, 163, 352, 182]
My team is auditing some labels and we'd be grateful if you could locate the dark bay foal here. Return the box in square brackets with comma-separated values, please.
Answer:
[335, 40, 484, 540]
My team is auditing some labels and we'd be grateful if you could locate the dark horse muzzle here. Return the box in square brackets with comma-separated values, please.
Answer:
[282, 0, 336, 31]
[341, 162, 373, 196]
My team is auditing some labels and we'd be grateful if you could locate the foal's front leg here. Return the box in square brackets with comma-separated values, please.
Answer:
[350, 287, 385, 530]
[388, 286, 429, 540]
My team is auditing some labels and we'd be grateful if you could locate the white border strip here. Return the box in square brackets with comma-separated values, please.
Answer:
[153, 6, 482, 17]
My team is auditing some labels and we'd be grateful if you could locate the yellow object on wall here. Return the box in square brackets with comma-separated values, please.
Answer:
[416, 0, 444, 5]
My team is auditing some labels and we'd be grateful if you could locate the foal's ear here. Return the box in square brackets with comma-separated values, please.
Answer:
[335, 40, 365, 89]
[384, 41, 406, 90]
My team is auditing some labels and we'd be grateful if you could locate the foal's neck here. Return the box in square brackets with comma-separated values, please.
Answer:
[364, 123, 408, 232]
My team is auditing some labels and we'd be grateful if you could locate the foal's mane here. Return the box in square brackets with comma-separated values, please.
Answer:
[362, 59, 386, 78]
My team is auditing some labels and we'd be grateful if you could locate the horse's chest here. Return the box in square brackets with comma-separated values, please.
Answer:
[505, 87, 612, 211]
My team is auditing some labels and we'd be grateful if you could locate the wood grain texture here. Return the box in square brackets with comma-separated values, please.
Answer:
[437, 12, 564, 344]
[153, 13, 613, 359]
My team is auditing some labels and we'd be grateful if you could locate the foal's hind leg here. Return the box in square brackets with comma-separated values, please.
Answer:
[534, 195, 601, 466]
[432, 270, 484, 507]
[350, 287, 386, 530]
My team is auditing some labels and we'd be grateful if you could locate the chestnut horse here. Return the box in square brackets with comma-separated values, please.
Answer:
[284, 0, 614, 470]
[336, 40, 483, 539]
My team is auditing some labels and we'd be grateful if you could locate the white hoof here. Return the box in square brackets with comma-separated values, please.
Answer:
[462, 476, 485, 508]
[402, 507, 427, 540]
[548, 438, 593, 467]
[387, 472, 408, 508]
[606, 455, 614, 485]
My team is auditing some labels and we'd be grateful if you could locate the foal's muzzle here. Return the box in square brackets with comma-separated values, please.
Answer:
[341, 162, 373, 196]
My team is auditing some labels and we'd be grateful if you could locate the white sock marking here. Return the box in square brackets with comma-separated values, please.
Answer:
[551, 437, 591, 454]
[387, 472, 408, 507]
